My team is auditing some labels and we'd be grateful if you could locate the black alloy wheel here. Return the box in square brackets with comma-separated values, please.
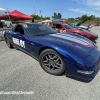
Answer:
[39, 49, 65, 75]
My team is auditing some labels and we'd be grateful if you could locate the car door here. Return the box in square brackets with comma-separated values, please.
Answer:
[11, 24, 35, 55]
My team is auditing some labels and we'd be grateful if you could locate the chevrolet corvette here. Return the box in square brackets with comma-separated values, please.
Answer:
[4, 23, 100, 80]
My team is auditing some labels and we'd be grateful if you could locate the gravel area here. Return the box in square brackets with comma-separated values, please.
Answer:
[0, 26, 100, 100]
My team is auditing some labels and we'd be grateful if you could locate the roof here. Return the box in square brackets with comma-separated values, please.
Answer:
[52, 19, 63, 22]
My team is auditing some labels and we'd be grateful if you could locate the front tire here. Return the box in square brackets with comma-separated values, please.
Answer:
[39, 49, 65, 75]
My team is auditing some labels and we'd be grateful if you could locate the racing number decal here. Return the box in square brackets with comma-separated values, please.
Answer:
[12, 38, 25, 48]
[20, 40, 25, 48]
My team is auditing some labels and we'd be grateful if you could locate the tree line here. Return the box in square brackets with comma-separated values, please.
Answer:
[30, 12, 62, 20]
[68, 14, 100, 21]
[30, 14, 50, 20]
[30, 13, 100, 22]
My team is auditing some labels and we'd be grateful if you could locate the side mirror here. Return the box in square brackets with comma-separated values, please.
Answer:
[13, 32, 22, 36]
[55, 28, 58, 31]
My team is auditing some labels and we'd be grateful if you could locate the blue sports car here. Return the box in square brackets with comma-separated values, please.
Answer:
[4, 23, 100, 80]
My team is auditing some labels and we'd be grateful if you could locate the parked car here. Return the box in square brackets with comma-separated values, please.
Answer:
[73, 23, 88, 30]
[67, 22, 88, 30]
[77, 25, 88, 30]
[49, 23, 98, 41]
[94, 24, 99, 26]
[4, 23, 100, 80]
[83, 24, 92, 28]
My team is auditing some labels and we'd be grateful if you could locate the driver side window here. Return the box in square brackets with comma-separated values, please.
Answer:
[14, 25, 24, 35]
[56, 24, 63, 29]
[52, 24, 63, 29]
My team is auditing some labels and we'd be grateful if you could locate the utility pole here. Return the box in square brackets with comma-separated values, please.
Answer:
[39, 10, 43, 20]
[7, 8, 12, 24]
[34, 6, 36, 15]
[39, 10, 42, 16]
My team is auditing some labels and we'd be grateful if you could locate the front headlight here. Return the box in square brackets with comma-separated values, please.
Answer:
[77, 70, 94, 74]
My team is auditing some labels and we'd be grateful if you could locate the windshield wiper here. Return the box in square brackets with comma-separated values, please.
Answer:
[35, 32, 57, 36]
[35, 34, 48, 36]
[35, 34, 44, 36]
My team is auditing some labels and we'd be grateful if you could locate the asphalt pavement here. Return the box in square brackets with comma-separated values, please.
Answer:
[0, 26, 100, 100]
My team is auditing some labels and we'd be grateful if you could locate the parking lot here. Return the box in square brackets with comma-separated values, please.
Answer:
[0, 26, 100, 100]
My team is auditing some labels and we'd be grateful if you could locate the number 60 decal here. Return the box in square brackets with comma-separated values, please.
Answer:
[12, 38, 25, 48]
[20, 40, 25, 48]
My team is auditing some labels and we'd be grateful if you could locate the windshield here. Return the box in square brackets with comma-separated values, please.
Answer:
[24, 23, 57, 36]
[63, 24, 73, 29]
[68, 23, 74, 27]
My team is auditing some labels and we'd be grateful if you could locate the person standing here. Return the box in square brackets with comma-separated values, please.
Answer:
[0, 20, 3, 28]
[32, 19, 34, 23]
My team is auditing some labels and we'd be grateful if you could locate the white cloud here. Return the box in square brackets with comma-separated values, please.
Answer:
[72, 0, 100, 9]
[70, 0, 100, 17]
[69, 8, 80, 12]
[94, 7, 100, 11]
[69, 8, 100, 17]
[69, 8, 89, 14]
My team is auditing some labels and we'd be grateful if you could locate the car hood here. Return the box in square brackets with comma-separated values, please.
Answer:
[81, 29, 98, 37]
[71, 28, 97, 37]
[35, 33, 94, 58]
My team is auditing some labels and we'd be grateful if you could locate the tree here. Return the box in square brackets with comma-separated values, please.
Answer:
[30, 14, 50, 20]
[97, 17, 100, 21]
[46, 17, 50, 20]
[88, 15, 95, 20]
[30, 14, 37, 19]
[81, 14, 88, 20]
[52, 12, 62, 19]
[30, 14, 41, 20]
[45, 16, 46, 20]
[58, 13, 62, 19]
[41, 15, 43, 19]
[52, 12, 57, 19]
[70, 18, 74, 20]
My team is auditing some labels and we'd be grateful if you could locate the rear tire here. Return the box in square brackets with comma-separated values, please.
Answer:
[5, 36, 13, 48]
[39, 49, 65, 75]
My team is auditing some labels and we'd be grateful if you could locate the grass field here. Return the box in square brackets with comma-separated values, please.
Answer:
[10, 19, 100, 24]
[65, 20, 100, 24]
[33, 19, 100, 24]
[25, 19, 44, 22]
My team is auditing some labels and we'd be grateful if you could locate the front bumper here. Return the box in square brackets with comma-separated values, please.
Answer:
[64, 46, 100, 80]
[76, 67, 100, 80]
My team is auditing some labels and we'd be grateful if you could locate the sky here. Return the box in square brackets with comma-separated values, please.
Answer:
[0, 0, 100, 19]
